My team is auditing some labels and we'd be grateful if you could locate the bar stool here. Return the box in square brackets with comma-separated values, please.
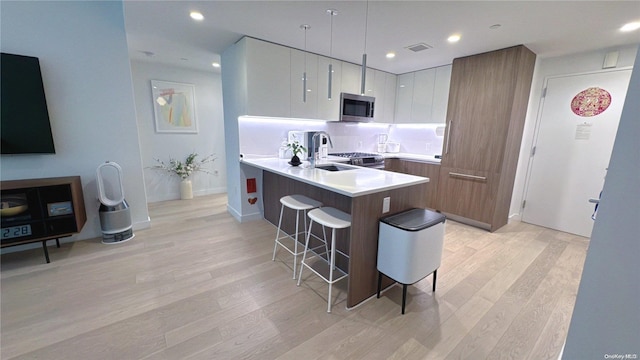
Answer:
[272, 195, 323, 279]
[297, 207, 351, 313]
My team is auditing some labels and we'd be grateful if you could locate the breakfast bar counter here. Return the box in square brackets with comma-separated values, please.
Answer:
[241, 157, 430, 308]
[241, 157, 428, 197]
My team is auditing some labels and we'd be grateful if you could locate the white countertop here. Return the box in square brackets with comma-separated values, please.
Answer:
[241, 157, 429, 197]
[381, 153, 441, 164]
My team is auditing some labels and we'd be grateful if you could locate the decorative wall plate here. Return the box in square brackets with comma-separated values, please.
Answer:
[571, 87, 611, 117]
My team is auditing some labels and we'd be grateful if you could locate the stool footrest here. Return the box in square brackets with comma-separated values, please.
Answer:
[275, 233, 307, 256]
[300, 256, 348, 285]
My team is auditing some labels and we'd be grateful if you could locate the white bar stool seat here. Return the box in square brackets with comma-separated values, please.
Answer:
[272, 195, 322, 279]
[297, 207, 351, 312]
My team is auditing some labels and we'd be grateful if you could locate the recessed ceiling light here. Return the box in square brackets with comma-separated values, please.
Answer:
[620, 22, 640, 32]
[212, 62, 221, 68]
[447, 34, 461, 43]
[386, 52, 396, 59]
[190, 11, 204, 21]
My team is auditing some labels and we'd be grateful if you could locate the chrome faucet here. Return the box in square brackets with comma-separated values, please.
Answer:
[309, 131, 333, 168]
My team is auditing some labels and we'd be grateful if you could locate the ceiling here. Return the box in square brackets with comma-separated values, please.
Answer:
[123, 1, 640, 75]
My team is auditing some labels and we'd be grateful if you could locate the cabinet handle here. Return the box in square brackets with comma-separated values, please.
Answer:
[449, 172, 487, 181]
[445, 121, 453, 154]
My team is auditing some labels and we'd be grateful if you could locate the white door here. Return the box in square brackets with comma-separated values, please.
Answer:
[522, 69, 632, 237]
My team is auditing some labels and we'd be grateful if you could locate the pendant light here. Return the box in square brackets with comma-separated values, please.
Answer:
[360, 1, 369, 95]
[300, 24, 310, 103]
[327, 9, 337, 100]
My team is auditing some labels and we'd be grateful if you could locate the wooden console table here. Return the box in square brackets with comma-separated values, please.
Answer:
[1, 176, 86, 263]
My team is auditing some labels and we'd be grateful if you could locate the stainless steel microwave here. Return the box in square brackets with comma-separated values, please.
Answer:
[340, 93, 375, 122]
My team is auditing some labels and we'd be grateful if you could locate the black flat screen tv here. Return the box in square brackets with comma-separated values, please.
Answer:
[1, 52, 56, 154]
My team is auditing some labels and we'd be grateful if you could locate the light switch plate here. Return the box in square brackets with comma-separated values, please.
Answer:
[382, 197, 390, 213]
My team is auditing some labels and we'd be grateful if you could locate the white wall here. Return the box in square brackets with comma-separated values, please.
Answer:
[510, 45, 639, 220]
[130, 60, 227, 202]
[0, 1, 149, 246]
[562, 46, 640, 360]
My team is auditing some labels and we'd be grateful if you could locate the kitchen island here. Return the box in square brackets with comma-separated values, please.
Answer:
[241, 157, 430, 308]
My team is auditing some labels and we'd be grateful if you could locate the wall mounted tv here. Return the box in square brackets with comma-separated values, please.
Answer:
[1, 52, 56, 154]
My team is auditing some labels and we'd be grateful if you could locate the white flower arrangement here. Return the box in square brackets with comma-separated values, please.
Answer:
[152, 153, 216, 180]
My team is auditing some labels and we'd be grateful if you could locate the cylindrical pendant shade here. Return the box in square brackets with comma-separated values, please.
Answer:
[303, 72, 307, 103]
[360, 53, 367, 95]
[328, 63, 333, 100]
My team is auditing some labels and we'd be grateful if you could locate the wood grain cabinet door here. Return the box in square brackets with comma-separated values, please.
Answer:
[385, 159, 441, 210]
[441, 46, 524, 172]
[438, 45, 535, 231]
[436, 167, 498, 225]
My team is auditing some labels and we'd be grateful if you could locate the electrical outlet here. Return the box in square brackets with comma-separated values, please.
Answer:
[382, 197, 390, 213]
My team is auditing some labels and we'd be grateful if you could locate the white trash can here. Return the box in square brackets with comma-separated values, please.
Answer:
[377, 208, 446, 314]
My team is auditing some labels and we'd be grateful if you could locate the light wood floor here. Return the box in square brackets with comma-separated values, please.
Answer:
[1, 194, 589, 360]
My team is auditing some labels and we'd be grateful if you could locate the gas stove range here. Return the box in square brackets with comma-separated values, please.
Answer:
[329, 152, 385, 168]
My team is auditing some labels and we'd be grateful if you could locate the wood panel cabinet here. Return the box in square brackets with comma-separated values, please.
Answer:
[438, 45, 536, 231]
[385, 158, 440, 210]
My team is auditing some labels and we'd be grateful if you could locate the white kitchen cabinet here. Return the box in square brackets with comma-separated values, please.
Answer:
[410, 68, 436, 123]
[395, 72, 414, 123]
[372, 70, 397, 123]
[363, 67, 376, 96]
[393, 65, 451, 124]
[245, 37, 291, 117]
[317, 56, 342, 121]
[431, 65, 452, 124]
[371, 69, 385, 98]
[372, 69, 386, 123]
[341, 61, 361, 95]
[290, 48, 318, 119]
[382, 72, 397, 123]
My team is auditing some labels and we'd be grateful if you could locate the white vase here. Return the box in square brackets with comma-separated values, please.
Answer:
[180, 179, 193, 200]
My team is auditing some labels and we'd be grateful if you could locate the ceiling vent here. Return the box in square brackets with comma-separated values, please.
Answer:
[405, 43, 432, 52]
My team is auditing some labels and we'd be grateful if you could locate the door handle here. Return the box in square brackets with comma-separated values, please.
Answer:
[445, 121, 453, 154]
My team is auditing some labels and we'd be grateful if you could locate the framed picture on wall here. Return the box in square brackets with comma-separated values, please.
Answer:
[151, 80, 198, 133]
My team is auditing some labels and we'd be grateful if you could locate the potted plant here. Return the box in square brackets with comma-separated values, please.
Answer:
[287, 140, 306, 166]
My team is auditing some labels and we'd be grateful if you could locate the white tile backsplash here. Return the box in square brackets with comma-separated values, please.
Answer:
[239, 116, 445, 157]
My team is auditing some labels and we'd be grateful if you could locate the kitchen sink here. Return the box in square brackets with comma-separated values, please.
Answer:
[315, 164, 356, 172]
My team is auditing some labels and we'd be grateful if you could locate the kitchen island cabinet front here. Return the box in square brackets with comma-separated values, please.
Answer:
[385, 158, 441, 210]
[242, 158, 429, 307]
